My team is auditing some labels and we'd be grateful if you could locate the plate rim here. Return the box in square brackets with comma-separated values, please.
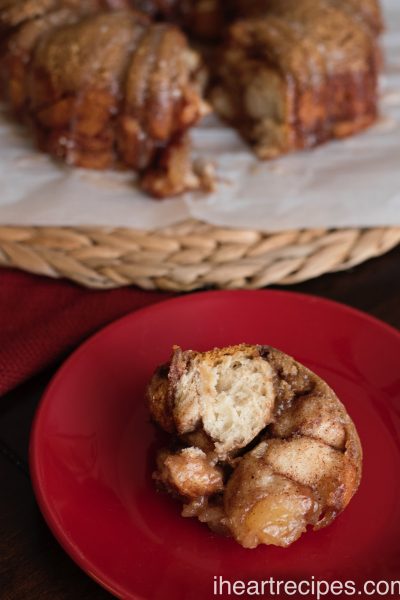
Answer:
[29, 289, 400, 599]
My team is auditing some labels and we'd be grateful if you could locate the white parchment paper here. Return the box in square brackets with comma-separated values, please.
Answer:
[0, 0, 399, 232]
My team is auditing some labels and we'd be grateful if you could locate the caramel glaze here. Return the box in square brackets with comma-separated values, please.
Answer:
[0, 1, 207, 197]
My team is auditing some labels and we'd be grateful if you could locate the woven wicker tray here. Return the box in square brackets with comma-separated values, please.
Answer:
[1, 221, 399, 291]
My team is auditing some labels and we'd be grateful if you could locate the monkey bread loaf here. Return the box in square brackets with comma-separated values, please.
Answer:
[212, 0, 381, 159]
[147, 344, 362, 548]
[0, 0, 209, 197]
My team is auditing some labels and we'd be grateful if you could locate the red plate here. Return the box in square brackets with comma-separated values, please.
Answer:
[30, 290, 400, 600]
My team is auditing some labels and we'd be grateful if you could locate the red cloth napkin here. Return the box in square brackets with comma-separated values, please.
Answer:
[0, 269, 173, 396]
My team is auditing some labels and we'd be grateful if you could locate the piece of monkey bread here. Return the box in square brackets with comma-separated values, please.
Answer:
[0, 1, 209, 198]
[211, 0, 380, 160]
[147, 344, 362, 548]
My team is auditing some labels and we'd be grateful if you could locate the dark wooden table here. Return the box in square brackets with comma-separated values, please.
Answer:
[1, 247, 399, 600]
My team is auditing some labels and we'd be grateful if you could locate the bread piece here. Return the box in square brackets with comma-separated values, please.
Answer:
[0, 5, 91, 113]
[271, 385, 348, 449]
[0, 0, 61, 28]
[224, 449, 319, 548]
[149, 344, 363, 547]
[234, 0, 383, 34]
[224, 432, 361, 548]
[211, 0, 380, 159]
[332, 0, 383, 34]
[148, 344, 276, 459]
[154, 447, 224, 500]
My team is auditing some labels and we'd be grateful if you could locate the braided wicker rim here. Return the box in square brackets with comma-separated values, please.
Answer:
[0, 221, 399, 291]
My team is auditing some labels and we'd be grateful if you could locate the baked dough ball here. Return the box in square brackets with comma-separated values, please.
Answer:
[154, 447, 224, 500]
[225, 436, 360, 547]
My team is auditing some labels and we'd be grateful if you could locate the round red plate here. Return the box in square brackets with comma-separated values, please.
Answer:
[30, 290, 400, 600]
